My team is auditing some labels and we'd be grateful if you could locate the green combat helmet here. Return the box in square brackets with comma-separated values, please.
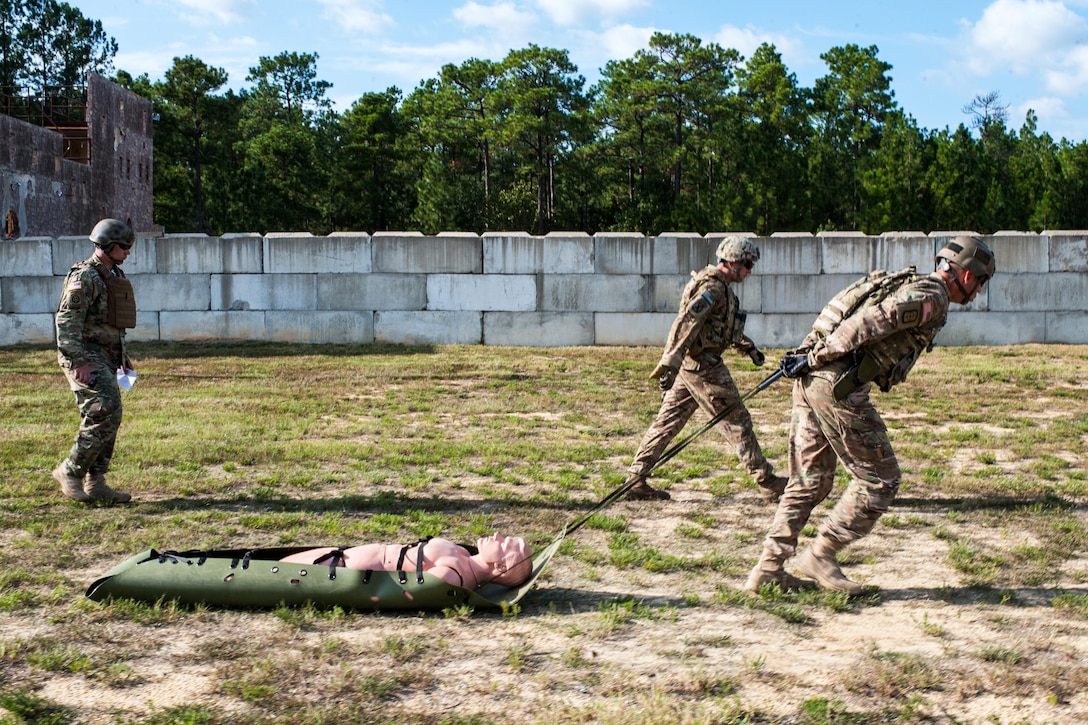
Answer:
[936, 235, 996, 283]
[715, 235, 761, 265]
[89, 218, 135, 252]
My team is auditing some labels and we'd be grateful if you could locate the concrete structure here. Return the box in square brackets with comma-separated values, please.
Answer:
[1, 73, 154, 239]
[2, 230, 1085, 348]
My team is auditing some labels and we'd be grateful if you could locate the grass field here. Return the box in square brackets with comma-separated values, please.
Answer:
[1, 342, 1086, 724]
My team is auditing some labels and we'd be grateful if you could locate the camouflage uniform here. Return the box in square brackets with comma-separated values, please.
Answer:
[754, 271, 950, 588]
[627, 264, 781, 494]
[55, 254, 132, 481]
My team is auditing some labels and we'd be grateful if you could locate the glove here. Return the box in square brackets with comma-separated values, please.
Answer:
[748, 347, 766, 367]
[651, 364, 678, 392]
[780, 351, 811, 379]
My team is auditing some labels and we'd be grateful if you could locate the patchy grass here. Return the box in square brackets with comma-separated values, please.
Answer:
[0, 342, 1086, 724]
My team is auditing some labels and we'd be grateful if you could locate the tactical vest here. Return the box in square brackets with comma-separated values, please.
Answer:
[104, 272, 137, 329]
[680, 267, 741, 357]
[809, 266, 941, 394]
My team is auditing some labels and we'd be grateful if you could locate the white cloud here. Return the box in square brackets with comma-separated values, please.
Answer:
[595, 24, 656, 62]
[174, 0, 255, 27]
[315, 0, 395, 34]
[532, 0, 649, 27]
[712, 24, 805, 67]
[1044, 44, 1088, 93]
[965, 0, 1088, 75]
[452, 2, 536, 31]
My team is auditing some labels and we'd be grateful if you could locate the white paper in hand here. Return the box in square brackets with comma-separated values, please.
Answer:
[116, 368, 137, 391]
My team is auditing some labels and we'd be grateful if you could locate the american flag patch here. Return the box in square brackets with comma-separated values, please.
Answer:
[921, 301, 933, 322]
[67, 280, 82, 291]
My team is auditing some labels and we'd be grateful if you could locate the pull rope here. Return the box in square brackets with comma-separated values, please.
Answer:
[563, 368, 784, 536]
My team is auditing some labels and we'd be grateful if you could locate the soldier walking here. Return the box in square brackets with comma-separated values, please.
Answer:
[745, 236, 997, 594]
[624, 235, 788, 503]
[52, 219, 138, 503]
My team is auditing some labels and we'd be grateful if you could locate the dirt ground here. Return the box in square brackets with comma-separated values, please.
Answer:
[7, 481, 1087, 725]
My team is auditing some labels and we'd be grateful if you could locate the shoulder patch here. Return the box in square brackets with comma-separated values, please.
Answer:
[897, 299, 924, 328]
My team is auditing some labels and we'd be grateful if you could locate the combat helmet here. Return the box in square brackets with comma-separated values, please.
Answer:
[935, 236, 996, 283]
[715, 235, 761, 265]
[89, 218, 135, 251]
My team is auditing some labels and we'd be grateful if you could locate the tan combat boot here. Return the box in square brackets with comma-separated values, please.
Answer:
[84, 472, 132, 503]
[792, 536, 863, 595]
[624, 474, 670, 501]
[744, 552, 814, 594]
[53, 465, 91, 503]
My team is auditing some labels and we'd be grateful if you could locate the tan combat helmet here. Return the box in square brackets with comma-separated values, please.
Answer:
[89, 218, 135, 251]
[715, 235, 761, 265]
[935, 236, 996, 283]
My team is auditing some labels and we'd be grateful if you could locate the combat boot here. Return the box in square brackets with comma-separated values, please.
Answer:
[84, 472, 132, 503]
[792, 536, 863, 595]
[624, 475, 670, 501]
[744, 552, 814, 593]
[53, 465, 90, 503]
[757, 475, 788, 504]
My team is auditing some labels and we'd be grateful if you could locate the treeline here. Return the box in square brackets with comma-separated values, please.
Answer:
[7, 1, 1088, 236]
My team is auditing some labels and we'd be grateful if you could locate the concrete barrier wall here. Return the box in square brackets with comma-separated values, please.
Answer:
[2, 230, 1086, 347]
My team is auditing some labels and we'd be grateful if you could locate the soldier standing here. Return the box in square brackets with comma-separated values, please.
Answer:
[624, 235, 788, 502]
[745, 236, 997, 594]
[52, 219, 138, 503]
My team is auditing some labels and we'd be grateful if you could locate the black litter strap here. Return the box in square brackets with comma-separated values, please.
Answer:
[563, 369, 784, 536]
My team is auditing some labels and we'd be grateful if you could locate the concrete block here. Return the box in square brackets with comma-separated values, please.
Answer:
[128, 311, 160, 341]
[878, 233, 934, 271]
[483, 232, 538, 274]
[761, 273, 857, 314]
[760, 233, 819, 275]
[543, 274, 648, 312]
[211, 274, 316, 311]
[317, 273, 427, 311]
[127, 274, 210, 311]
[50, 235, 158, 276]
[746, 313, 815, 349]
[0, 238, 52, 276]
[987, 231, 1047, 273]
[1046, 311, 1088, 343]
[544, 232, 594, 273]
[373, 232, 481, 273]
[653, 233, 712, 275]
[265, 232, 372, 273]
[595, 232, 652, 274]
[1046, 272, 1088, 311]
[1045, 231, 1088, 272]
[820, 232, 930, 275]
[987, 273, 1085, 312]
[483, 233, 593, 274]
[266, 311, 374, 344]
[595, 312, 672, 346]
[51, 236, 89, 275]
[483, 311, 594, 345]
[650, 275, 689, 313]
[427, 274, 537, 311]
[0, 312, 54, 345]
[374, 311, 481, 344]
[159, 311, 267, 341]
[1, 276, 55, 313]
[157, 234, 263, 274]
[939, 312, 1045, 345]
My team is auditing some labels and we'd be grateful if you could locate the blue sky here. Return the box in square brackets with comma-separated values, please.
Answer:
[65, 0, 1088, 142]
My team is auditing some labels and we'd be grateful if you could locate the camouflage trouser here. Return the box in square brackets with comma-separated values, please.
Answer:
[628, 360, 774, 484]
[60, 360, 124, 478]
[760, 365, 900, 562]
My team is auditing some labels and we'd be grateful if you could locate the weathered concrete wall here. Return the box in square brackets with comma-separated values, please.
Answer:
[0, 73, 154, 239]
[2, 230, 1085, 348]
